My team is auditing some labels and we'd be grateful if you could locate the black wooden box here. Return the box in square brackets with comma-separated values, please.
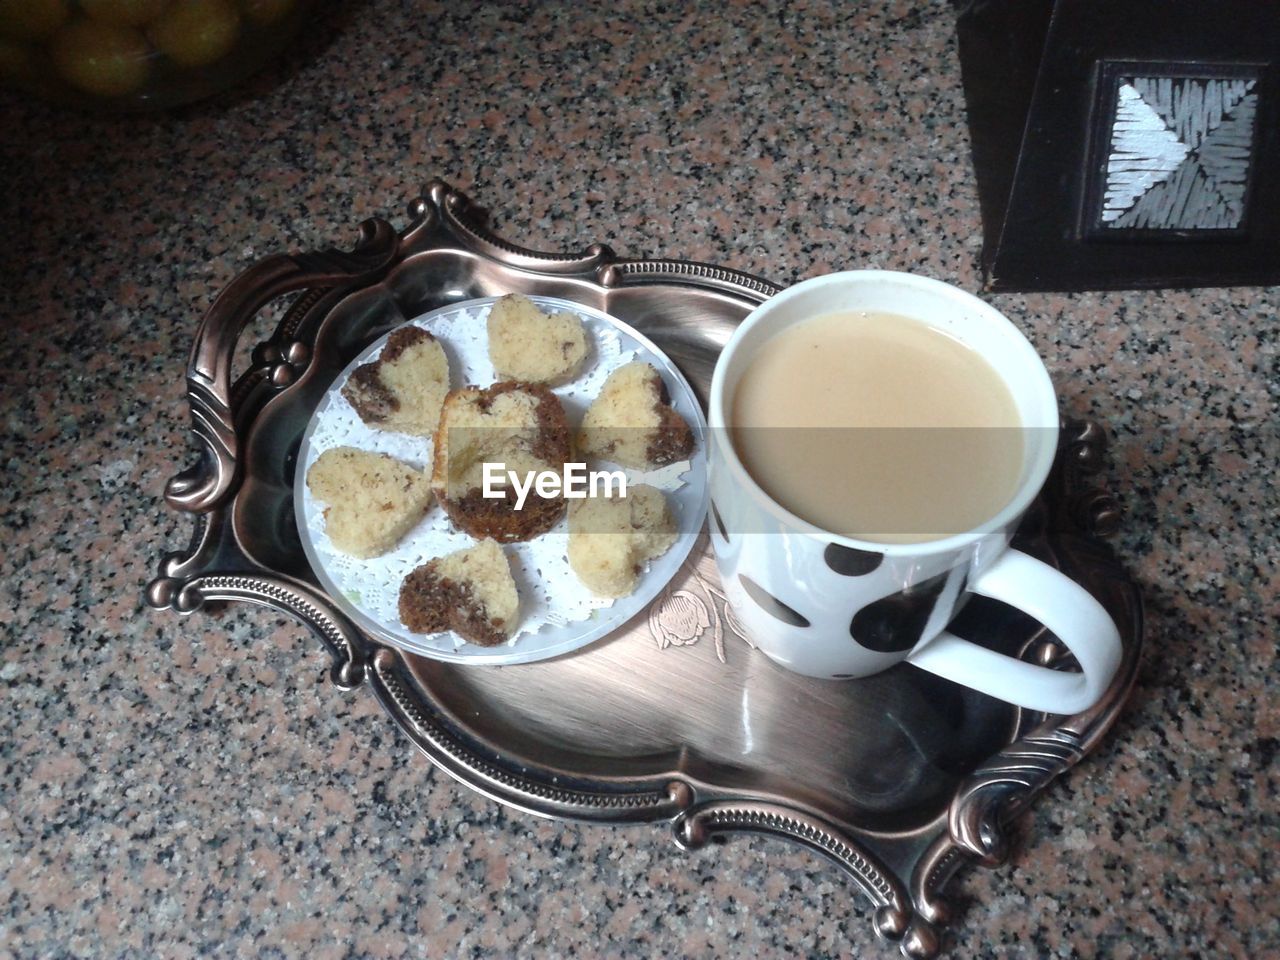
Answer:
[956, 0, 1280, 291]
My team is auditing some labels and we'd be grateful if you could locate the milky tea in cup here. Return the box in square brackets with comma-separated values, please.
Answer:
[706, 270, 1123, 713]
[729, 310, 1024, 542]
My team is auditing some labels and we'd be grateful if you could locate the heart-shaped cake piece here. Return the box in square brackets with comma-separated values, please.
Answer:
[399, 538, 520, 646]
[342, 325, 450, 436]
[487, 293, 589, 384]
[577, 361, 694, 469]
[306, 446, 433, 558]
[432, 381, 571, 542]
[567, 483, 676, 597]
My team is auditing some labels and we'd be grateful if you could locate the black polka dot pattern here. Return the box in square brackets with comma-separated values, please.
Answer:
[849, 571, 951, 653]
[738, 574, 810, 628]
[710, 499, 729, 543]
[823, 542, 884, 576]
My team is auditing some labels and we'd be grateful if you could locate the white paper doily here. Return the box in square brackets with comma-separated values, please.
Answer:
[295, 296, 709, 664]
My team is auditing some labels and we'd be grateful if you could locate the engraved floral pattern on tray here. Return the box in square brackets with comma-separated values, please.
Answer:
[649, 560, 753, 663]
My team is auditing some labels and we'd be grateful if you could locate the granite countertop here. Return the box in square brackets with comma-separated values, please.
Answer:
[2, 1, 1276, 957]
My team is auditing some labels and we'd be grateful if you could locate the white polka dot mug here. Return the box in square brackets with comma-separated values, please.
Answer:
[707, 271, 1122, 715]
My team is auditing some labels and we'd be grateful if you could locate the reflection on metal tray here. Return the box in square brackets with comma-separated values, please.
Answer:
[147, 180, 1144, 959]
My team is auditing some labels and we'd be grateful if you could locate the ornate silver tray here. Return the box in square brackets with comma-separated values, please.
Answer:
[147, 180, 1144, 958]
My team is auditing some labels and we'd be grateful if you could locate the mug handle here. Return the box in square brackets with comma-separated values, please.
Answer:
[906, 550, 1122, 715]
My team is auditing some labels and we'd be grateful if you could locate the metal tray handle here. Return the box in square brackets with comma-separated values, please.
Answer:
[165, 218, 401, 514]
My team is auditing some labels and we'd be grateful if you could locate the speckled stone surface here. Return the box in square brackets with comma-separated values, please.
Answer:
[2, 1, 1277, 957]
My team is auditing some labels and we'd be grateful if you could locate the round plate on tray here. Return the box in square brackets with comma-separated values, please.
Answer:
[295, 295, 709, 664]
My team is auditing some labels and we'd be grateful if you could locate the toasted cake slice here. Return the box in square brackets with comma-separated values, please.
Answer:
[342, 326, 450, 436]
[399, 539, 519, 645]
[567, 484, 677, 597]
[487, 293, 589, 384]
[306, 447, 433, 558]
[577, 361, 694, 469]
[431, 381, 571, 541]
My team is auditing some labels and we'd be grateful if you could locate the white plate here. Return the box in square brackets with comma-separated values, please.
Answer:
[295, 295, 709, 665]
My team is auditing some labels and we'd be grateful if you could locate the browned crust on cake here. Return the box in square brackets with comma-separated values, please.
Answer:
[433, 381, 572, 541]
[644, 371, 694, 466]
[439, 488, 565, 542]
[343, 365, 398, 422]
[398, 566, 507, 646]
[382, 325, 436, 362]
[341, 327, 438, 424]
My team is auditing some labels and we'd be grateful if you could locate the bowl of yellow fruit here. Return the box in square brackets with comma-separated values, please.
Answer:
[0, 0, 310, 110]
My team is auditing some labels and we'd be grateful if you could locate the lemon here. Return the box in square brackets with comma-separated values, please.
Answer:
[0, 0, 69, 42]
[148, 0, 239, 68]
[51, 19, 150, 96]
[81, 0, 173, 27]
[241, 0, 293, 26]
